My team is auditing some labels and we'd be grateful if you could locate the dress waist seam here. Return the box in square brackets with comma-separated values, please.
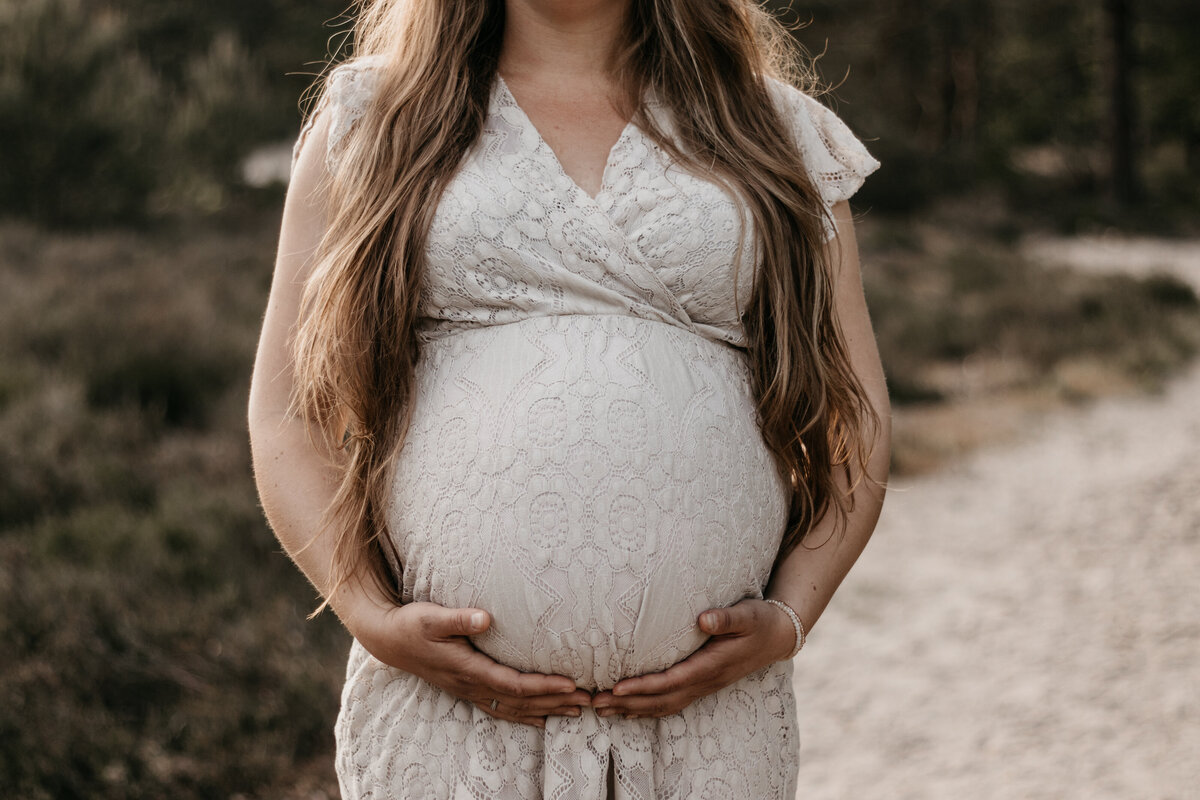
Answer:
[417, 311, 747, 354]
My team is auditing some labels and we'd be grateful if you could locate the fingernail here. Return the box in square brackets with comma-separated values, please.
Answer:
[597, 708, 615, 717]
[559, 685, 577, 694]
[592, 700, 609, 709]
[567, 708, 581, 717]
[701, 612, 717, 629]
[470, 612, 487, 631]
[611, 685, 627, 697]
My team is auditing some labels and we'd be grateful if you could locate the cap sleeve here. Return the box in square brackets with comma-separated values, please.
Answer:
[291, 57, 384, 177]
[766, 78, 881, 241]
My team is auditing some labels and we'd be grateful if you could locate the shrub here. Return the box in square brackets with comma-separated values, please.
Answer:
[0, 0, 273, 226]
[863, 236, 1200, 406]
[0, 1, 163, 225]
[0, 216, 346, 797]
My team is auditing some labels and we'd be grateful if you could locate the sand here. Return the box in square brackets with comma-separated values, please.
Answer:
[793, 237, 1200, 800]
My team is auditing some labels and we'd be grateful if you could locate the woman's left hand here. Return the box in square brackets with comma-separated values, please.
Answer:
[589, 598, 797, 718]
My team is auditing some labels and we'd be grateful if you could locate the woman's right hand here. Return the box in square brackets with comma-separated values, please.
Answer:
[353, 601, 591, 728]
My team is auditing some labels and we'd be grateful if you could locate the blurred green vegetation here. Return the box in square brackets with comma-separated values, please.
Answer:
[863, 221, 1200, 407]
[2, 0, 1200, 797]
[1, 0, 1197, 229]
[0, 216, 352, 797]
[0, 0, 347, 225]
[0, 218, 350, 798]
[778, 0, 1200, 233]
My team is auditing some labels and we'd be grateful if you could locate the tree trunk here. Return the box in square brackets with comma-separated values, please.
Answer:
[1105, 0, 1141, 205]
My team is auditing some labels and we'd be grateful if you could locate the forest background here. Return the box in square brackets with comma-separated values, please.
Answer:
[1, 0, 1198, 797]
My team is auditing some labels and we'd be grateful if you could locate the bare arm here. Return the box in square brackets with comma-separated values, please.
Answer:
[763, 198, 892, 637]
[592, 200, 891, 717]
[247, 112, 590, 724]
[247, 109, 390, 635]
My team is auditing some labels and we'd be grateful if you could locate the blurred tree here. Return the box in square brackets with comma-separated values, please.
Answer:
[1, 0, 1196, 227]
[0, 0, 162, 224]
[108, 0, 352, 138]
[1138, 0, 1200, 191]
[0, 0, 345, 226]
[1104, 0, 1141, 206]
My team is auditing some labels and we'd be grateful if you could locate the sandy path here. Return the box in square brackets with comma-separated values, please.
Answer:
[1021, 233, 1200, 293]
[793, 239, 1200, 799]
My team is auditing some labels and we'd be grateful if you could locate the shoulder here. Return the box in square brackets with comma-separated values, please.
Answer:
[325, 54, 388, 111]
[761, 75, 881, 234]
[324, 55, 389, 163]
[291, 55, 389, 177]
[761, 76, 861, 153]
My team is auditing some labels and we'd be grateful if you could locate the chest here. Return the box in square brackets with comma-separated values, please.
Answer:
[419, 77, 759, 345]
[497, 75, 632, 200]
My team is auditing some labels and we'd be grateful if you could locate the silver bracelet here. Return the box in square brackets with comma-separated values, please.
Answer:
[764, 598, 806, 659]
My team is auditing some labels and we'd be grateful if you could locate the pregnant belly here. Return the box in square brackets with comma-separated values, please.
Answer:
[385, 314, 789, 690]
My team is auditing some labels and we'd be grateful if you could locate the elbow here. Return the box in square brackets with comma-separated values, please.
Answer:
[875, 414, 893, 494]
[862, 385, 892, 500]
[246, 365, 293, 444]
[246, 384, 273, 465]
[246, 378, 290, 483]
[874, 389, 892, 457]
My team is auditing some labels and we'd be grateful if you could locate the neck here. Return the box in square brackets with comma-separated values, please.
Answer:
[499, 0, 632, 80]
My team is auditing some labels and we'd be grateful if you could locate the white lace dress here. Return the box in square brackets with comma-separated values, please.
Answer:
[293, 56, 880, 800]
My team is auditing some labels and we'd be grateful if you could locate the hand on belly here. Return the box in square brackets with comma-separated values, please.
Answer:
[349, 600, 593, 727]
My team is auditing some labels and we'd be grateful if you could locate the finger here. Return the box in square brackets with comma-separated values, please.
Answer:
[472, 700, 548, 728]
[548, 705, 584, 717]
[608, 651, 718, 697]
[594, 689, 697, 718]
[487, 690, 592, 714]
[464, 653, 580, 698]
[697, 602, 758, 636]
[474, 698, 585, 718]
[424, 605, 492, 639]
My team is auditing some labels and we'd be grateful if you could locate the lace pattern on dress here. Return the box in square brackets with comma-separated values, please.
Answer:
[290, 56, 386, 176]
[294, 57, 880, 800]
[764, 77, 883, 241]
[292, 60, 882, 246]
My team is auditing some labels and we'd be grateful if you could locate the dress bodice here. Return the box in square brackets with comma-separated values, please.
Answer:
[293, 56, 881, 350]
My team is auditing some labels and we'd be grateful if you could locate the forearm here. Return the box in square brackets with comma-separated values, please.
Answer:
[765, 405, 891, 636]
[249, 402, 392, 635]
[246, 106, 392, 635]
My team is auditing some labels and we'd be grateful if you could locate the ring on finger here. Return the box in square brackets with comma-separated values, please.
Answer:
[490, 698, 499, 712]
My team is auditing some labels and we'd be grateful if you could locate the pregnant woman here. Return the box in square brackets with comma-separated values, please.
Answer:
[249, 0, 891, 796]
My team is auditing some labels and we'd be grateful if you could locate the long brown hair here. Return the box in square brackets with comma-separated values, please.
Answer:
[291, 0, 880, 615]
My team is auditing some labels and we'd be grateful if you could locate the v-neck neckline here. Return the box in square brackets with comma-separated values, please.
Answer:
[495, 73, 638, 204]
